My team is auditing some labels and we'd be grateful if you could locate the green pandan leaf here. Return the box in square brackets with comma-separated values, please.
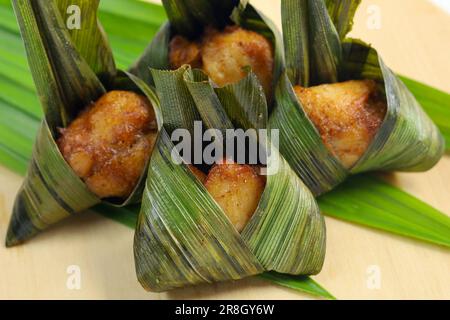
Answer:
[400, 76, 450, 151]
[260, 272, 336, 300]
[319, 175, 450, 248]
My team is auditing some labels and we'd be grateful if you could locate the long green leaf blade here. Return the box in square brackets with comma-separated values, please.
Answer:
[260, 272, 336, 300]
[319, 175, 450, 248]
[0, 143, 28, 175]
[400, 76, 450, 151]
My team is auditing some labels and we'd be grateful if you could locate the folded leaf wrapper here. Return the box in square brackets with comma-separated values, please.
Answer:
[130, 0, 284, 101]
[134, 66, 326, 291]
[130, 0, 325, 292]
[269, 0, 445, 196]
[6, 0, 162, 246]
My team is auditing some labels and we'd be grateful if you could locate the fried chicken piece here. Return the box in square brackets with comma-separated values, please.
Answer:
[169, 26, 274, 99]
[204, 160, 266, 232]
[294, 80, 387, 168]
[58, 91, 157, 199]
[188, 165, 207, 183]
[169, 36, 202, 69]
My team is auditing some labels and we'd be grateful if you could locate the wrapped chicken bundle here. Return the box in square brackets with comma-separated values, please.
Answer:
[133, 66, 326, 291]
[269, 0, 444, 195]
[6, 0, 161, 246]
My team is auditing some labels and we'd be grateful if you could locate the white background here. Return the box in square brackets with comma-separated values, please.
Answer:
[430, 0, 450, 14]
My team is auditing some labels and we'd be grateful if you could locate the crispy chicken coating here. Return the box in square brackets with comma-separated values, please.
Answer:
[204, 161, 266, 232]
[189, 165, 207, 183]
[294, 80, 387, 169]
[169, 26, 274, 99]
[169, 36, 202, 69]
[58, 91, 157, 199]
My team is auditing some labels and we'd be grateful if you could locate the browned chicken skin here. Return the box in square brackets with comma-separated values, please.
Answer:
[169, 26, 274, 99]
[294, 80, 387, 168]
[189, 164, 207, 183]
[203, 160, 265, 232]
[169, 36, 202, 69]
[58, 91, 157, 199]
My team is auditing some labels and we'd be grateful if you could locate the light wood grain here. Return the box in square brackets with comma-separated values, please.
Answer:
[0, 0, 449, 299]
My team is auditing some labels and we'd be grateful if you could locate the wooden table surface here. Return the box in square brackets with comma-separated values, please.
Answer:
[0, 0, 449, 300]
